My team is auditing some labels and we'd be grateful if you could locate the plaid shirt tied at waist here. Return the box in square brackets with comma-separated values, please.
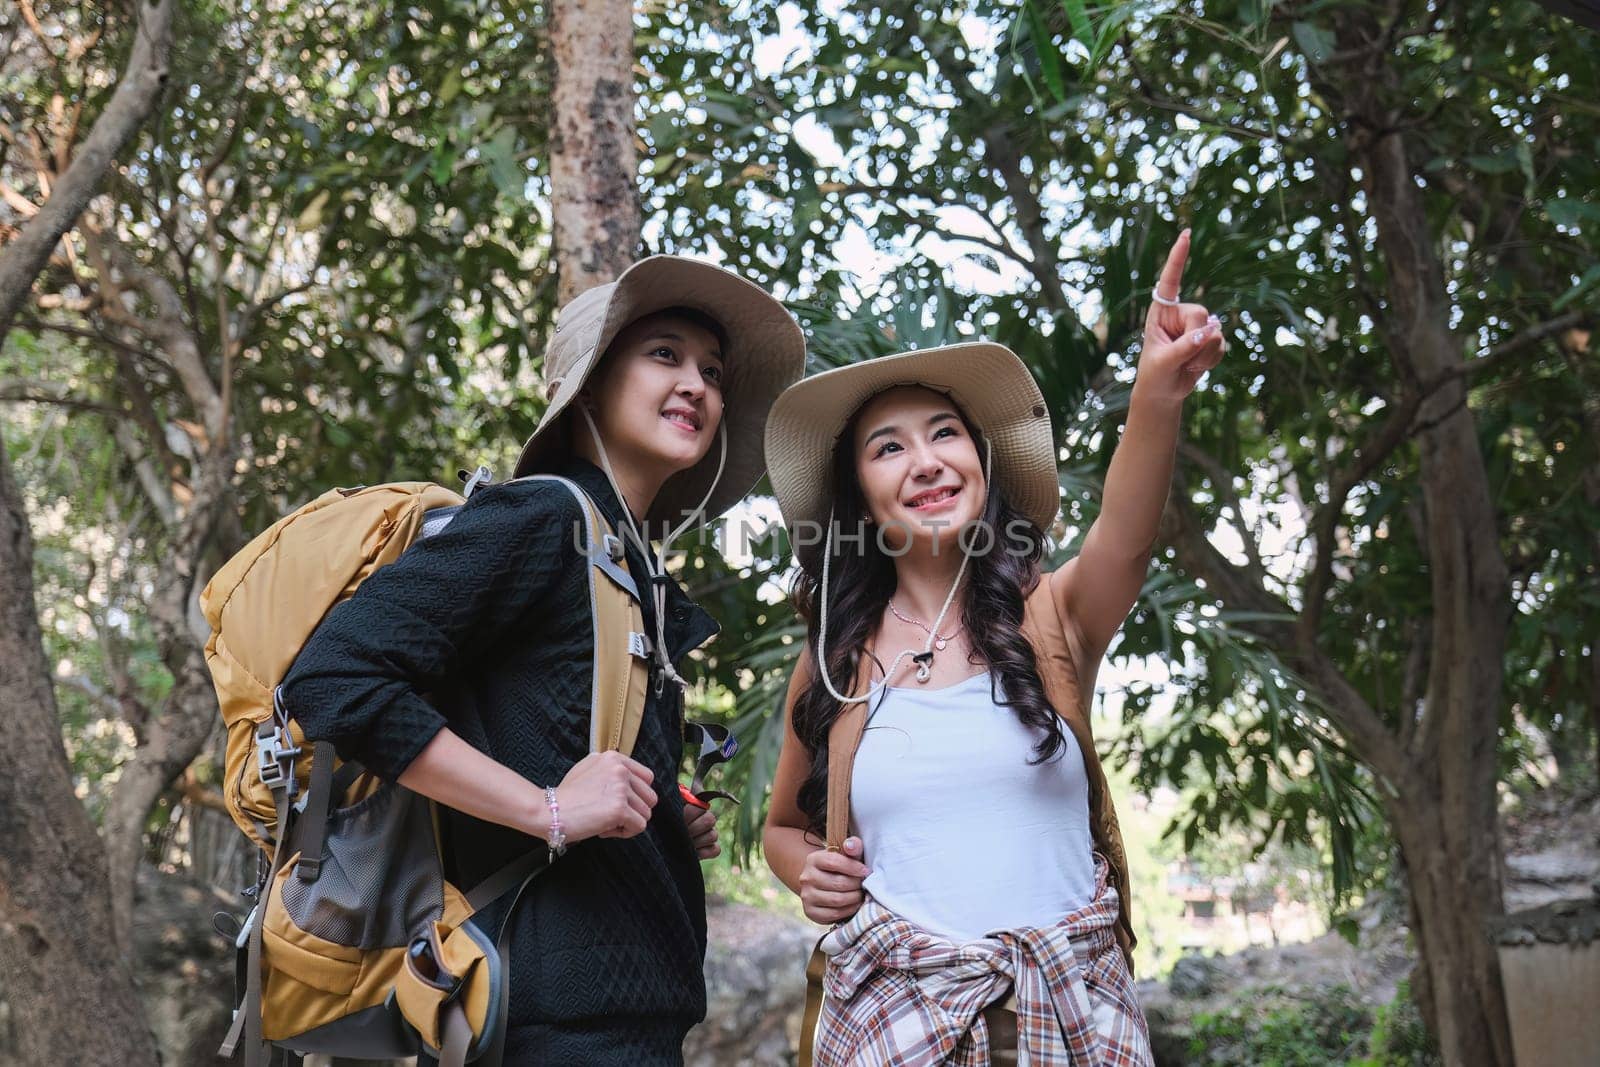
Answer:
[815, 857, 1152, 1066]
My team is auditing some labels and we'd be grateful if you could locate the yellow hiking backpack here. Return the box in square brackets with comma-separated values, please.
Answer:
[200, 471, 652, 1067]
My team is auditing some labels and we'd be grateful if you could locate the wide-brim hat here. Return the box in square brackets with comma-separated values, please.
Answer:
[764, 342, 1059, 536]
[513, 255, 806, 529]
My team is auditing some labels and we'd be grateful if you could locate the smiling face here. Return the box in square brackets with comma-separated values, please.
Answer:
[581, 308, 726, 484]
[850, 385, 987, 551]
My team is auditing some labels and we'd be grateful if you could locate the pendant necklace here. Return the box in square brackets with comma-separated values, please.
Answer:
[888, 600, 964, 682]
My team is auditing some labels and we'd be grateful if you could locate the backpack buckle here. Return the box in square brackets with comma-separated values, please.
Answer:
[682, 721, 740, 808]
[602, 533, 624, 562]
[627, 632, 652, 660]
[256, 721, 302, 795]
[459, 464, 494, 499]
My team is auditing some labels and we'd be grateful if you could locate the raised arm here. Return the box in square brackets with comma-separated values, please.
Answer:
[1059, 229, 1225, 662]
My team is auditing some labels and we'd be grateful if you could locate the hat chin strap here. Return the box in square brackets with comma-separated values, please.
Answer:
[814, 438, 993, 705]
[576, 405, 728, 691]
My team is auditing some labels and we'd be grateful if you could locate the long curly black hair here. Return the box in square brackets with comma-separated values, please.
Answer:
[788, 392, 1068, 839]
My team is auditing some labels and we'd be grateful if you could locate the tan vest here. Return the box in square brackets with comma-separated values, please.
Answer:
[815, 571, 1136, 968]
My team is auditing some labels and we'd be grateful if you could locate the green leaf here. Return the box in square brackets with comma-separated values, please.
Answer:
[439, 69, 463, 105]
[480, 126, 524, 200]
[1241, 0, 1277, 27]
[1059, 0, 1092, 48]
[1554, 263, 1600, 311]
[1547, 197, 1599, 229]
[1292, 21, 1337, 63]
[701, 99, 744, 126]
[1025, 0, 1068, 101]
[1091, 3, 1139, 66]
[1516, 141, 1535, 192]
[430, 147, 457, 186]
[1465, 152, 1520, 175]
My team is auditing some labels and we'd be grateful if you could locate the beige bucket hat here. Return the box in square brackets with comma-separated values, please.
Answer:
[513, 255, 806, 528]
[763, 342, 1060, 535]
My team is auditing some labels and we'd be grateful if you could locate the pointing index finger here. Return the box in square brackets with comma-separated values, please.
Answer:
[1156, 227, 1192, 302]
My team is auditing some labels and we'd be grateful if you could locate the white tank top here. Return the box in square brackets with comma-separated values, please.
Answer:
[849, 671, 1097, 942]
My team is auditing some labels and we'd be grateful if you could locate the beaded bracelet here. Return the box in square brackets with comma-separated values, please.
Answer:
[544, 786, 567, 861]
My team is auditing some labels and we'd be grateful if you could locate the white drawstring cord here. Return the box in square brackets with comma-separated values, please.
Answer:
[577, 405, 727, 690]
[814, 439, 993, 705]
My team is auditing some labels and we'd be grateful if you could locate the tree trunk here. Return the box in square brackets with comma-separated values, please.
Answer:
[101, 671, 220, 943]
[1389, 774, 1513, 1066]
[548, 0, 641, 302]
[99, 447, 235, 947]
[0, 436, 159, 1063]
[1561, 339, 1600, 777]
[1322, 10, 1515, 1061]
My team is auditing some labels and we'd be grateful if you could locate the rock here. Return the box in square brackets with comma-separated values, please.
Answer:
[1167, 954, 1224, 999]
[130, 864, 240, 1067]
[1503, 792, 1600, 911]
[685, 901, 819, 1067]
[1490, 891, 1600, 947]
[1504, 848, 1600, 911]
[3, 868, 821, 1067]
[0, 865, 244, 1066]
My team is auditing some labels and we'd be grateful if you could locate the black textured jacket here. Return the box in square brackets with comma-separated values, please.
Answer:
[279, 458, 718, 1060]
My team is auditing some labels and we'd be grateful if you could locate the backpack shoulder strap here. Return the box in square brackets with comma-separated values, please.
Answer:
[822, 648, 877, 850]
[799, 650, 875, 1067]
[520, 475, 650, 757]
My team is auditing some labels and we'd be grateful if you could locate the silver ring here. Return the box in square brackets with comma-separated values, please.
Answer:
[1152, 289, 1182, 307]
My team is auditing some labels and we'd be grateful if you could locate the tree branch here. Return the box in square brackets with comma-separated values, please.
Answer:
[1441, 310, 1592, 384]
[1175, 440, 1268, 582]
[901, 211, 1038, 275]
[59, 673, 150, 729]
[235, 280, 313, 348]
[1161, 488, 1408, 787]
[0, 0, 173, 343]
[1121, 40, 1279, 143]
[175, 770, 228, 815]
[15, 0, 59, 64]
[980, 122, 1070, 313]
[13, 314, 165, 362]
[1293, 304, 1575, 641]
[0, 382, 121, 415]
[85, 227, 224, 439]
[1398, 616, 1429, 752]
[0, 177, 42, 217]
[1300, 395, 1421, 637]
[111, 416, 179, 528]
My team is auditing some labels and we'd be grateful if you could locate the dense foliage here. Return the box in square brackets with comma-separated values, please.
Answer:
[2, 0, 1594, 1056]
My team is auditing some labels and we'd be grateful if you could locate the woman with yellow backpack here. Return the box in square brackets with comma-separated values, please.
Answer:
[274, 256, 804, 1064]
